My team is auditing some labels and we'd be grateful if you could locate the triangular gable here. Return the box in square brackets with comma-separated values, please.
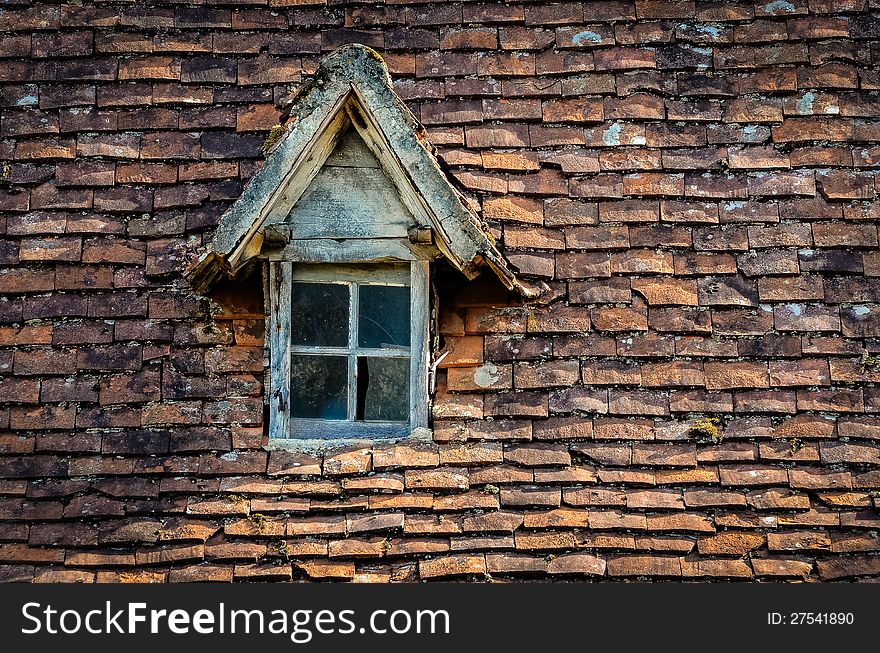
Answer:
[276, 127, 418, 241]
[185, 44, 540, 298]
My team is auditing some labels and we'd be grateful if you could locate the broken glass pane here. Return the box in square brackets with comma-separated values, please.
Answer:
[290, 355, 348, 419]
[291, 282, 349, 347]
[358, 284, 410, 348]
[356, 356, 409, 422]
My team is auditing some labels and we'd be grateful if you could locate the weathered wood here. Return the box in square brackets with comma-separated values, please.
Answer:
[263, 224, 289, 246]
[282, 164, 413, 240]
[410, 260, 430, 432]
[222, 105, 351, 275]
[291, 263, 409, 284]
[189, 45, 536, 298]
[344, 89, 479, 276]
[408, 226, 434, 244]
[324, 127, 380, 168]
[347, 273, 359, 421]
[266, 238, 437, 263]
[290, 419, 410, 439]
[268, 262, 292, 440]
[342, 101, 454, 256]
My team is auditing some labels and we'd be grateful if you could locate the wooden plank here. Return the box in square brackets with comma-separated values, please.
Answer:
[284, 164, 413, 239]
[324, 127, 381, 168]
[291, 263, 409, 284]
[268, 262, 292, 440]
[268, 109, 351, 223]
[261, 261, 272, 419]
[289, 419, 410, 439]
[343, 101, 435, 229]
[226, 107, 351, 274]
[343, 96, 470, 273]
[267, 238, 429, 263]
[410, 260, 430, 431]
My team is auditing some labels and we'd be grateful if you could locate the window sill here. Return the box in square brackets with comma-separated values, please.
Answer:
[263, 426, 433, 454]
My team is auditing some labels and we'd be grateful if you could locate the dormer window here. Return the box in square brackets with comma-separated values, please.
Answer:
[272, 261, 429, 439]
[263, 122, 433, 440]
[289, 266, 413, 424]
[186, 45, 537, 443]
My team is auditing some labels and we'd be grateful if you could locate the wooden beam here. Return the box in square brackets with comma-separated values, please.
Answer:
[265, 238, 439, 264]
[268, 262, 292, 440]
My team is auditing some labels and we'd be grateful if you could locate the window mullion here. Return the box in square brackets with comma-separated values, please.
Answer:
[348, 281, 359, 422]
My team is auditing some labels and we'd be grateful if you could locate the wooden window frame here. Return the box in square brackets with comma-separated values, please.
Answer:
[268, 259, 430, 440]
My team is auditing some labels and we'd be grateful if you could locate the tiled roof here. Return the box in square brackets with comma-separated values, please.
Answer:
[0, 0, 879, 582]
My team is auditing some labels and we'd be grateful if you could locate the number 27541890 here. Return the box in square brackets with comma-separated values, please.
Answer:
[768, 612, 854, 625]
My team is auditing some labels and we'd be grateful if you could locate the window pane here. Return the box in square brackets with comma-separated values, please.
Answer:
[290, 355, 348, 419]
[291, 282, 349, 347]
[356, 357, 409, 422]
[358, 284, 410, 348]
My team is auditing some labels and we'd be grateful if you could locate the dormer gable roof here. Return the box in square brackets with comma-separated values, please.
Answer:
[185, 44, 539, 298]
